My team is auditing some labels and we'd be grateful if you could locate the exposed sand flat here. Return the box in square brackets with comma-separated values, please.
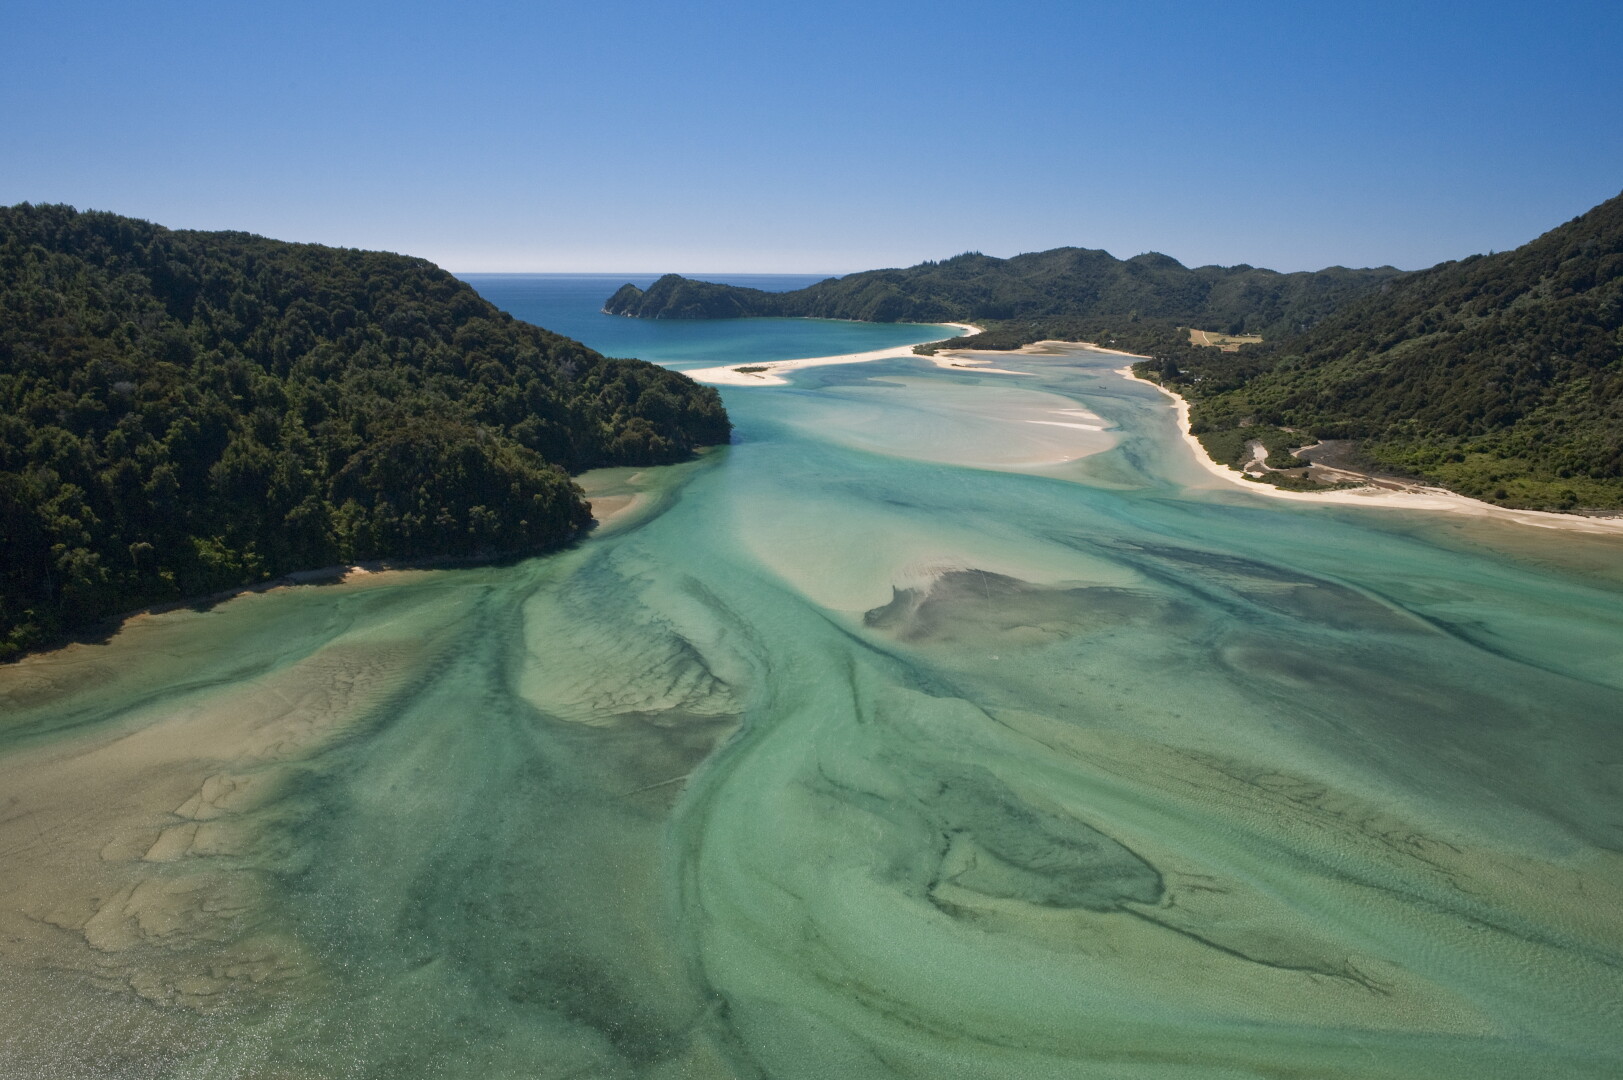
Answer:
[933, 357, 1035, 375]
[1026, 339, 1152, 360]
[953, 337, 1153, 368]
[578, 462, 680, 533]
[684, 331, 1170, 386]
[1122, 366, 1623, 535]
[586, 493, 639, 523]
[686, 323, 984, 385]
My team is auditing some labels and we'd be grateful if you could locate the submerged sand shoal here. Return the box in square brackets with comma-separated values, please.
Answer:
[775, 375, 1119, 474]
[5, 313, 1623, 1077]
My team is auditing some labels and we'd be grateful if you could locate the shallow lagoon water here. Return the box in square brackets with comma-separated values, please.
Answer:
[1, 281, 1620, 1079]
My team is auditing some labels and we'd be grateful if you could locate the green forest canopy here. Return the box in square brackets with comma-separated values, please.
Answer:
[1138, 191, 1623, 512]
[603, 248, 1402, 339]
[0, 204, 730, 659]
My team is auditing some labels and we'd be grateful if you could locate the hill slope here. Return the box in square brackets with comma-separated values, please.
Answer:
[0, 204, 730, 658]
[605, 250, 1403, 341]
[1144, 191, 1623, 511]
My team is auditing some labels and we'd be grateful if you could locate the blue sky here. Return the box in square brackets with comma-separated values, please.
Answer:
[4, 0, 1620, 273]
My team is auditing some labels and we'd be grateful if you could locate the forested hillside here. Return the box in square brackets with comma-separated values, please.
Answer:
[604, 249, 1402, 340]
[1138, 191, 1623, 511]
[0, 204, 729, 658]
[609, 194, 1623, 514]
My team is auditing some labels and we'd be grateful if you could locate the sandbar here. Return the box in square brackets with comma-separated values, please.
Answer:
[682, 330, 1158, 386]
[686, 324, 987, 386]
[586, 492, 651, 530]
[1122, 366, 1623, 536]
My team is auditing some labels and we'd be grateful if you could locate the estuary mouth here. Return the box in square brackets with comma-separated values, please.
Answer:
[3, 285, 1621, 1080]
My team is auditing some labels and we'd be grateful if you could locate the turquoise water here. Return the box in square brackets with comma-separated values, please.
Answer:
[1, 279, 1620, 1079]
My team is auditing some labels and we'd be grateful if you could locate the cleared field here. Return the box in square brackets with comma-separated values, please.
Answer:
[1188, 327, 1264, 351]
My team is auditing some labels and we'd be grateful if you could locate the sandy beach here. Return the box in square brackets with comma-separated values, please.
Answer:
[1121, 365, 1623, 536]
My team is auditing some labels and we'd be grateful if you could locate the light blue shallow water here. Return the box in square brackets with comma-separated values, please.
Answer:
[0, 277, 1619, 1079]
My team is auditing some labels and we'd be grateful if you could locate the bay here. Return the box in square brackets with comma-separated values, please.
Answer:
[1, 277, 1619, 1079]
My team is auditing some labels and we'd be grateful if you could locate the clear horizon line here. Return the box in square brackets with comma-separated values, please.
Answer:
[452, 270, 850, 277]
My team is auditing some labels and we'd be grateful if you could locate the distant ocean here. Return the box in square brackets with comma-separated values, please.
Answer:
[459, 272, 950, 371]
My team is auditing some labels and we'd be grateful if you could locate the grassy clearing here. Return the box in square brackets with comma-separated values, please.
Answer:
[1188, 328, 1264, 351]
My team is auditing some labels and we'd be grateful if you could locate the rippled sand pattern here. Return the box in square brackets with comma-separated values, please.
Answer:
[2, 345, 1620, 1079]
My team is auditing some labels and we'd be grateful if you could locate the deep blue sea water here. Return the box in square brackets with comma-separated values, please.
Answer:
[460, 272, 956, 370]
